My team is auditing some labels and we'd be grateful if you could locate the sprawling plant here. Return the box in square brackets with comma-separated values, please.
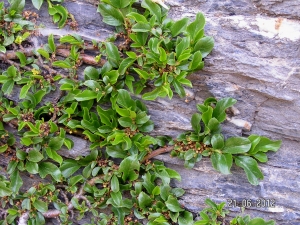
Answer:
[0, 0, 280, 224]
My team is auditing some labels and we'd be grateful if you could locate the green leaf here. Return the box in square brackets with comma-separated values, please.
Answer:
[119, 155, 140, 181]
[27, 149, 43, 162]
[187, 13, 206, 41]
[211, 134, 224, 149]
[248, 218, 275, 225]
[97, 3, 124, 26]
[166, 195, 184, 212]
[109, 0, 131, 8]
[32, 0, 43, 10]
[25, 161, 39, 174]
[19, 84, 31, 99]
[138, 192, 152, 209]
[211, 152, 232, 175]
[194, 36, 214, 58]
[118, 58, 135, 75]
[39, 162, 62, 182]
[48, 136, 64, 151]
[111, 175, 120, 193]
[141, 0, 161, 22]
[138, 120, 154, 132]
[132, 22, 152, 32]
[16, 52, 27, 66]
[105, 42, 121, 65]
[75, 90, 97, 101]
[127, 12, 148, 23]
[191, 113, 201, 133]
[159, 47, 167, 62]
[253, 152, 268, 163]
[235, 156, 264, 185]
[117, 89, 135, 108]
[178, 211, 193, 225]
[170, 17, 189, 36]
[0, 181, 13, 197]
[212, 97, 237, 122]
[189, 51, 203, 71]
[106, 145, 128, 158]
[248, 135, 281, 154]
[223, 137, 251, 154]
[0, 144, 8, 153]
[37, 49, 50, 60]
[136, 112, 150, 125]
[33, 199, 48, 213]
[48, 34, 56, 53]
[10, 170, 23, 193]
[52, 60, 72, 68]
[133, 68, 151, 80]
[46, 147, 63, 165]
[84, 66, 100, 80]
[0, 46, 6, 53]
[9, 0, 25, 13]
[60, 160, 81, 178]
[118, 117, 133, 127]
[2, 79, 14, 95]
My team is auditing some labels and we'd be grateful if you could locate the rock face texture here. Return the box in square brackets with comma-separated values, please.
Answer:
[1, 0, 300, 224]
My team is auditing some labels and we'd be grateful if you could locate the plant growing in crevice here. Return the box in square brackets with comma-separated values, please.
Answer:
[0, 0, 281, 224]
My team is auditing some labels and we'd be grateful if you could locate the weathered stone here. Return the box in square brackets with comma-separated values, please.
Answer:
[1, 0, 300, 223]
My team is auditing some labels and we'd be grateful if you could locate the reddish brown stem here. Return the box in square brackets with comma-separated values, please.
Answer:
[142, 146, 174, 162]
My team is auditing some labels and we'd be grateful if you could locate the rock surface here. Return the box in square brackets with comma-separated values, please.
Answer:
[1, 0, 300, 224]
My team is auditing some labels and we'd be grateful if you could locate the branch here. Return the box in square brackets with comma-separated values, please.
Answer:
[142, 146, 174, 163]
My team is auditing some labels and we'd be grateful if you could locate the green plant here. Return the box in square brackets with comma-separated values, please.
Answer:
[0, 0, 281, 224]
[194, 199, 275, 225]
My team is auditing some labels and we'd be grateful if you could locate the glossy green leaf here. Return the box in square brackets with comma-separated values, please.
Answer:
[25, 161, 39, 174]
[48, 34, 56, 53]
[191, 113, 201, 133]
[10, 170, 23, 193]
[97, 3, 124, 26]
[189, 51, 203, 71]
[46, 147, 63, 165]
[19, 84, 31, 99]
[0, 182, 13, 197]
[248, 218, 275, 225]
[194, 36, 214, 58]
[0, 144, 8, 153]
[138, 191, 152, 209]
[39, 162, 62, 182]
[211, 152, 232, 175]
[187, 12, 205, 40]
[132, 22, 152, 32]
[170, 18, 189, 36]
[178, 211, 193, 225]
[141, 0, 161, 22]
[33, 199, 48, 213]
[111, 175, 120, 193]
[248, 135, 281, 154]
[235, 156, 264, 185]
[48, 136, 64, 151]
[211, 134, 224, 149]
[166, 195, 184, 212]
[119, 155, 140, 181]
[60, 160, 81, 178]
[2, 79, 14, 95]
[127, 12, 147, 23]
[223, 137, 251, 154]
[212, 97, 237, 122]
[75, 90, 97, 101]
[27, 149, 43, 162]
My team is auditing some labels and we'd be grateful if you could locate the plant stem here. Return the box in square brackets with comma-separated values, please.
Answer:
[142, 146, 174, 162]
